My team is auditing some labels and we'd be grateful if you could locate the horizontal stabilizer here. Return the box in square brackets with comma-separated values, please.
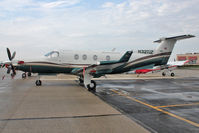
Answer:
[154, 34, 195, 43]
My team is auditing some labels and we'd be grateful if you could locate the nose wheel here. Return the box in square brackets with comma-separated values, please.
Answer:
[22, 73, 26, 79]
[35, 80, 42, 86]
[28, 72, 32, 77]
[87, 80, 96, 92]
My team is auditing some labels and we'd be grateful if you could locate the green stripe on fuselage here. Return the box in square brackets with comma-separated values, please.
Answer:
[16, 65, 74, 74]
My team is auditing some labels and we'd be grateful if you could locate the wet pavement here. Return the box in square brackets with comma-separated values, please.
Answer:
[0, 69, 199, 132]
[95, 78, 199, 133]
[0, 70, 148, 133]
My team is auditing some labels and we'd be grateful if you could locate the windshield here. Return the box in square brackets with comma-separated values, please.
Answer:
[45, 51, 59, 58]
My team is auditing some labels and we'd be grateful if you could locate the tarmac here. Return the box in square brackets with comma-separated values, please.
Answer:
[95, 69, 199, 133]
[0, 70, 148, 133]
[0, 69, 199, 133]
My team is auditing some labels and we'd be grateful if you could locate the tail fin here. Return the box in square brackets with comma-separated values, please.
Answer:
[119, 51, 133, 63]
[154, 34, 195, 54]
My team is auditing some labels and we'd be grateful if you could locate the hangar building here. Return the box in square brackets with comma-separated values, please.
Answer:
[177, 53, 199, 65]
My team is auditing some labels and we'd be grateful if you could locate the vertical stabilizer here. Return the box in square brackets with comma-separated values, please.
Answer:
[154, 35, 195, 54]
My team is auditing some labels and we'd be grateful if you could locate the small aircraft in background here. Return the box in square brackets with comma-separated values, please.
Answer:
[0, 34, 195, 92]
[130, 60, 189, 77]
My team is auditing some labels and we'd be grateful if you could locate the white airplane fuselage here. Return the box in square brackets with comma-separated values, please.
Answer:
[12, 35, 194, 76]
[44, 50, 150, 66]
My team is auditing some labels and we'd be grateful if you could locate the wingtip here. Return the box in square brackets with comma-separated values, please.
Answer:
[187, 34, 195, 38]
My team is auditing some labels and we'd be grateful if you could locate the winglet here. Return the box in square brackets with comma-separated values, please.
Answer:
[119, 51, 133, 63]
[97, 51, 133, 65]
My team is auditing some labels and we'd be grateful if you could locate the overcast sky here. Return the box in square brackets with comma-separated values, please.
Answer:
[0, 0, 199, 61]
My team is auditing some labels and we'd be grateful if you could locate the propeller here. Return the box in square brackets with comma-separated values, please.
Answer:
[0, 48, 18, 80]
[1, 48, 16, 80]
[6, 48, 16, 75]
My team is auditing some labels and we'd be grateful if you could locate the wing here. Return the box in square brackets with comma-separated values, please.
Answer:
[71, 51, 133, 77]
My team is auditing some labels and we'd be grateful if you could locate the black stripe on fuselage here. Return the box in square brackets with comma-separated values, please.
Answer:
[128, 52, 171, 64]
[111, 52, 171, 74]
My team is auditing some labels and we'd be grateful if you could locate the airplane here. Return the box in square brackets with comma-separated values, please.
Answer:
[131, 60, 189, 77]
[1, 34, 195, 92]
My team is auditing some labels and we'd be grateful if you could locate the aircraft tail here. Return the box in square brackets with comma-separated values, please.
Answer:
[153, 34, 195, 65]
[119, 51, 133, 63]
[154, 34, 195, 54]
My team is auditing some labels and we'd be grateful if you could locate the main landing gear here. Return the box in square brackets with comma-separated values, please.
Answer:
[162, 72, 175, 77]
[87, 80, 96, 92]
[35, 80, 42, 86]
[78, 76, 96, 92]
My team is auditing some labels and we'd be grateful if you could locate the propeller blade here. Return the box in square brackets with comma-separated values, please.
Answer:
[7, 48, 12, 61]
[11, 51, 16, 60]
[11, 65, 16, 75]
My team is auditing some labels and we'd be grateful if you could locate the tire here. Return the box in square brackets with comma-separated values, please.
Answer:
[171, 72, 175, 77]
[36, 80, 42, 86]
[87, 80, 96, 92]
[162, 72, 166, 76]
[28, 72, 32, 77]
[22, 73, 26, 79]
[11, 73, 15, 77]
[79, 78, 84, 84]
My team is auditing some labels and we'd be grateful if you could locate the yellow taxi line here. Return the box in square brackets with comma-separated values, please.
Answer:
[156, 102, 199, 108]
[111, 89, 199, 127]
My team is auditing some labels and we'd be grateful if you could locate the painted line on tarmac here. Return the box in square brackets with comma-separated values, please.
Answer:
[111, 89, 199, 128]
[40, 79, 76, 81]
[0, 114, 122, 121]
[156, 102, 199, 108]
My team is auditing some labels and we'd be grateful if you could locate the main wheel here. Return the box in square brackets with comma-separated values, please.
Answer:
[35, 80, 42, 86]
[170, 72, 175, 77]
[22, 73, 26, 79]
[162, 72, 166, 76]
[87, 80, 96, 92]
[11, 73, 15, 77]
[79, 78, 84, 84]
[28, 72, 32, 77]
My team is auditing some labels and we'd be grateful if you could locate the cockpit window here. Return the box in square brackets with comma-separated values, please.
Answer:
[45, 51, 59, 58]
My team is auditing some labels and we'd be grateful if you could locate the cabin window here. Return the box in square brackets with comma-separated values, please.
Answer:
[74, 54, 79, 60]
[93, 55, 97, 60]
[82, 54, 87, 60]
[106, 55, 110, 61]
